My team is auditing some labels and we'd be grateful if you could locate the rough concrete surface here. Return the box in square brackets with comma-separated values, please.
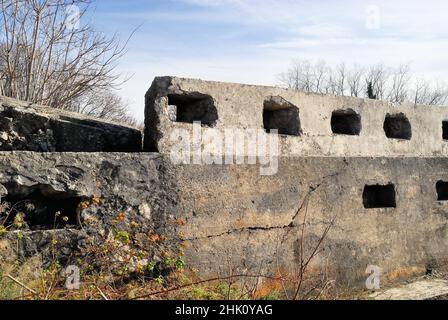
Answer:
[0, 152, 180, 267]
[1, 76, 448, 297]
[370, 279, 448, 300]
[175, 157, 448, 289]
[4, 153, 447, 289]
[145, 76, 448, 157]
[0, 96, 142, 152]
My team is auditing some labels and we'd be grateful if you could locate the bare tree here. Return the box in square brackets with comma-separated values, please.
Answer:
[387, 64, 411, 104]
[0, 0, 134, 120]
[364, 64, 389, 101]
[313, 60, 328, 94]
[279, 60, 315, 93]
[413, 78, 431, 105]
[324, 71, 339, 96]
[0, 78, 4, 96]
[280, 59, 448, 107]
[280, 60, 360, 97]
[66, 88, 141, 128]
[279, 61, 300, 91]
[336, 62, 347, 96]
[347, 65, 365, 97]
[425, 82, 448, 106]
[410, 79, 448, 106]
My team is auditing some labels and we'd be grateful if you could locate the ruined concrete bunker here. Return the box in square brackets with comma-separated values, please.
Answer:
[1, 76, 448, 290]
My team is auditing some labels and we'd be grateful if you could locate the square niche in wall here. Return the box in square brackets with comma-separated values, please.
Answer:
[442, 121, 448, 141]
[363, 184, 397, 209]
[167, 93, 218, 127]
[263, 96, 301, 136]
[331, 109, 362, 136]
[436, 181, 448, 201]
[384, 113, 412, 140]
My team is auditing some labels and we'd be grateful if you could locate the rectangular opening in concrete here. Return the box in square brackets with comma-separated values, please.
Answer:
[167, 93, 218, 127]
[363, 184, 396, 209]
[384, 113, 412, 140]
[443, 121, 448, 141]
[436, 181, 448, 201]
[263, 96, 301, 136]
[0, 183, 81, 231]
[331, 109, 362, 135]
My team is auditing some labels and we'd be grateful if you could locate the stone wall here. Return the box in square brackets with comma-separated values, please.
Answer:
[0, 152, 180, 269]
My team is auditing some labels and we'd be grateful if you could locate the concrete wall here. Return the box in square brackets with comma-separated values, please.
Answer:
[1, 152, 446, 288]
[176, 158, 448, 288]
[0, 152, 180, 267]
[143, 76, 448, 288]
[145, 76, 448, 157]
[1, 77, 447, 292]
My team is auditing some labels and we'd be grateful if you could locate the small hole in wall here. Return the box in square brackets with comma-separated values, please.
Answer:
[363, 184, 397, 209]
[443, 122, 448, 141]
[331, 109, 362, 136]
[263, 96, 301, 136]
[384, 113, 412, 140]
[436, 181, 448, 201]
[0, 183, 82, 231]
[167, 93, 218, 127]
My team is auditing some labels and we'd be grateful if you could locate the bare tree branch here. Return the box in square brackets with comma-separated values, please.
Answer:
[0, 0, 138, 124]
[279, 59, 448, 107]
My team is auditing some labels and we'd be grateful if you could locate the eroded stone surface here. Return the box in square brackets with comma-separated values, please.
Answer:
[370, 279, 448, 300]
[144, 76, 448, 157]
[175, 157, 448, 289]
[1, 153, 448, 289]
[0, 96, 142, 152]
[1, 78, 448, 294]
[0, 152, 180, 268]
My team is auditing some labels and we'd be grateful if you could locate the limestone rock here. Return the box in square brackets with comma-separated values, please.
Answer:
[0, 96, 142, 152]
[0, 152, 181, 266]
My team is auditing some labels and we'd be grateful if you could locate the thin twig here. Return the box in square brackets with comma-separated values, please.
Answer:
[6, 274, 37, 295]
[97, 286, 109, 300]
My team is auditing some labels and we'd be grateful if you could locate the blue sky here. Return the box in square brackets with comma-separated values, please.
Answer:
[91, 0, 448, 121]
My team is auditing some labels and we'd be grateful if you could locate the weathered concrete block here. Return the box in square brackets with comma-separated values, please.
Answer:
[0, 152, 180, 266]
[1, 151, 447, 289]
[0, 96, 142, 152]
[144, 76, 448, 157]
[104, 76, 448, 287]
[174, 157, 448, 288]
[2, 78, 448, 292]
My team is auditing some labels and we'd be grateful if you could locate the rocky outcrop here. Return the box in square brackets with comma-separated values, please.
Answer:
[0, 152, 181, 270]
[0, 96, 142, 152]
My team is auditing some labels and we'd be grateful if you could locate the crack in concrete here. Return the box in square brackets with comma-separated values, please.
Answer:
[186, 169, 347, 241]
[185, 224, 294, 241]
[290, 172, 340, 223]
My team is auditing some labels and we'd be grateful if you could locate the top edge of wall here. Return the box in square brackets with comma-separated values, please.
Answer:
[0, 95, 139, 130]
[148, 75, 447, 110]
